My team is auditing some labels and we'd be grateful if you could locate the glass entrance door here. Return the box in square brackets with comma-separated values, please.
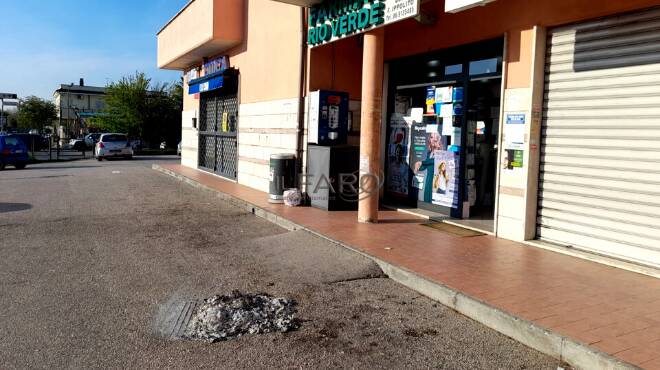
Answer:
[384, 38, 504, 224]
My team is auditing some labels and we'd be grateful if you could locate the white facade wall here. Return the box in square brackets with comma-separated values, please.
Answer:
[179, 97, 303, 193]
[179, 96, 364, 194]
[237, 97, 301, 192]
[180, 109, 199, 168]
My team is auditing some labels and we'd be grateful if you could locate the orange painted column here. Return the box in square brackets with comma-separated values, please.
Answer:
[358, 28, 385, 223]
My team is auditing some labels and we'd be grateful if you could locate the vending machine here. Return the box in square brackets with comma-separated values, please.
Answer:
[308, 90, 349, 146]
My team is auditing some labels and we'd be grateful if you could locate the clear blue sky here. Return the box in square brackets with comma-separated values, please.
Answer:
[0, 0, 190, 100]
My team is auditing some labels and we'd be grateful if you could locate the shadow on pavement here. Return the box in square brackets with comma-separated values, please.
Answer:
[0, 203, 32, 213]
[21, 165, 102, 170]
[130, 156, 180, 161]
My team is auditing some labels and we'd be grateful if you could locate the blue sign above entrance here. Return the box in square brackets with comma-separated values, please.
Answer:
[188, 74, 224, 95]
[187, 55, 229, 95]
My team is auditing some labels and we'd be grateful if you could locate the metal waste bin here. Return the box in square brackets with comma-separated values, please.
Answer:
[269, 153, 296, 203]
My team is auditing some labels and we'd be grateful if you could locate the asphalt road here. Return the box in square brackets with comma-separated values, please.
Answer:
[0, 156, 564, 369]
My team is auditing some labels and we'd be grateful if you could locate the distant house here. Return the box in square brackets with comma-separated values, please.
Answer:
[54, 78, 106, 139]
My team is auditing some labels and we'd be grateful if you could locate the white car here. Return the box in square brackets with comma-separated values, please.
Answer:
[95, 133, 133, 161]
[84, 133, 102, 148]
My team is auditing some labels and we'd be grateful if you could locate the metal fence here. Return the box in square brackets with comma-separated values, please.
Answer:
[19, 136, 94, 162]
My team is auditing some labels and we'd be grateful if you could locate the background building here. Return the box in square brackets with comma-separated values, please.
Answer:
[54, 78, 106, 140]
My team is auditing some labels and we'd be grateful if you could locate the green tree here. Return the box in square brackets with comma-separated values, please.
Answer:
[92, 72, 182, 148]
[92, 72, 150, 137]
[15, 96, 57, 131]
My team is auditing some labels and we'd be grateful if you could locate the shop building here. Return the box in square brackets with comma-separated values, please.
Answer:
[158, 0, 305, 189]
[158, 0, 660, 270]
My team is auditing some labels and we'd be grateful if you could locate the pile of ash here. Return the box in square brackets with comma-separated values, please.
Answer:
[183, 290, 300, 342]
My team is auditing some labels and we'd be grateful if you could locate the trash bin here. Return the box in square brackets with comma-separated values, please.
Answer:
[269, 153, 296, 203]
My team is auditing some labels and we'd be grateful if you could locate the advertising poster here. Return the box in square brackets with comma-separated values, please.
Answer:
[431, 151, 459, 208]
[502, 149, 524, 171]
[426, 86, 436, 114]
[435, 86, 453, 103]
[411, 117, 453, 204]
[386, 114, 411, 196]
[410, 122, 429, 201]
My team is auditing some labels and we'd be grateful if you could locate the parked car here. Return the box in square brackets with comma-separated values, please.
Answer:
[9, 133, 48, 152]
[84, 133, 102, 148]
[95, 133, 133, 161]
[0, 134, 29, 170]
[70, 138, 87, 151]
[177, 141, 181, 156]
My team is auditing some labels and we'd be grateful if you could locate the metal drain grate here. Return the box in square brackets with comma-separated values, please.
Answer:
[153, 297, 201, 340]
[169, 300, 201, 339]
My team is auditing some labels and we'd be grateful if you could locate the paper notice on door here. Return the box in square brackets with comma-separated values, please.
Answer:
[410, 108, 424, 123]
[222, 112, 228, 132]
[441, 120, 453, 136]
[476, 121, 486, 135]
[440, 103, 453, 119]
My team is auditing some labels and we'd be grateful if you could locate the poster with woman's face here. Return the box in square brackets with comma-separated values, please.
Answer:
[431, 151, 459, 208]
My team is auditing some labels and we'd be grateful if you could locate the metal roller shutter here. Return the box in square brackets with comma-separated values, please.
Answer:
[538, 7, 660, 268]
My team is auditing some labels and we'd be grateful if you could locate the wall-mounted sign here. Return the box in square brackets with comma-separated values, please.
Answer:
[505, 113, 526, 125]
[186, 56, 229, 82]
[445, 0, 496, 13]
[504, 112, 526, 150]
[202, 56, 229, 76]
[187, 56, 230, 95]
[308, 0, 420, 47]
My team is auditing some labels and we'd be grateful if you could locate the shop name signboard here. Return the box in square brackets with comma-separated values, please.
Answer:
[308, 0, 420, 47]
[186, 56, 230, 82]
[186, 56, 230, 95]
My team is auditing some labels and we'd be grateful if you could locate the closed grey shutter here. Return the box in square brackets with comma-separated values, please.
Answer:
[538, 7, 660, 268]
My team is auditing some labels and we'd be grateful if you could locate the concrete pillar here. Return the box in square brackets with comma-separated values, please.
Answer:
[358, 28, 385, 223]
[496, 26, 547, 241]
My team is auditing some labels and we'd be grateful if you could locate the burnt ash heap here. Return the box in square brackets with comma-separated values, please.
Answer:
[184, 291, 300, 342]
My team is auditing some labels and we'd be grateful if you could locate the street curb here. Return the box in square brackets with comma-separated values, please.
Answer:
[153, 164, 639, 370]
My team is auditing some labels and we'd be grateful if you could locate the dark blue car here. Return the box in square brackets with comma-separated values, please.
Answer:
[0, 135, 29, 170]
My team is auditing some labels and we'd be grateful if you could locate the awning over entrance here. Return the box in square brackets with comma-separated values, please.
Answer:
[188, 72, 224, 95]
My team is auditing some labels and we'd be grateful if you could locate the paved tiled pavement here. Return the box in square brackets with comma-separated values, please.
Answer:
[160, 163, 660, 369]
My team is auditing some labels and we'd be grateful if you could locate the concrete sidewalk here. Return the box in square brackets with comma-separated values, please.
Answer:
[154, 163, 660, 370]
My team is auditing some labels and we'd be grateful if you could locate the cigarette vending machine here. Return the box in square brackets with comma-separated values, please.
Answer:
[308, 90, 349, 146]
[306, 90, 357, 210]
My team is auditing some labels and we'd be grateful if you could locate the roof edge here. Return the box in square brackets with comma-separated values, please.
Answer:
[157, 0, 196, 35]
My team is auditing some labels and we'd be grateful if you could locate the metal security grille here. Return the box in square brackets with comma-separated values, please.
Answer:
[198, 91, 238, 180]
[537, 7, 660, 268]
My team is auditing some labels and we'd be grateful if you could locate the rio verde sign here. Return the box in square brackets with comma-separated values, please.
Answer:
[308, 0, 420, 47]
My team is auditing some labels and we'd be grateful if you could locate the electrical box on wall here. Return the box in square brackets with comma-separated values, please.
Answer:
[308, 90, 349, 146]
